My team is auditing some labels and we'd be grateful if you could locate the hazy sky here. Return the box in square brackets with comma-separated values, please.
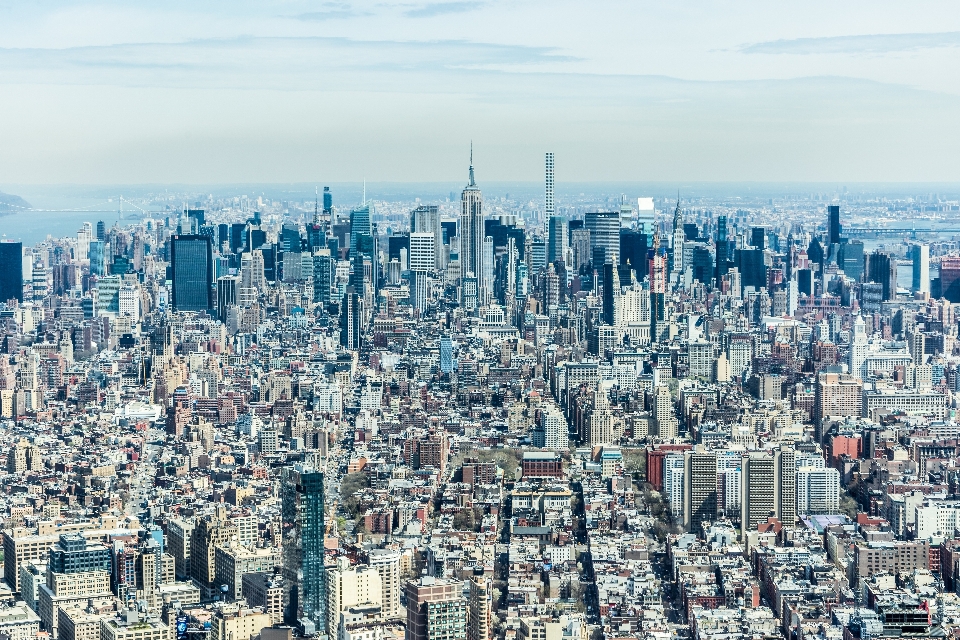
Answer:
[2, 1, 960, 185]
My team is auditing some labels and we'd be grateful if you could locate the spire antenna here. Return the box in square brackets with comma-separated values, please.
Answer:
[468, 142, 476, 187]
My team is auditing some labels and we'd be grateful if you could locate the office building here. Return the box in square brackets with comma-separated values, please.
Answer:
[0, 241, 23, 303]
[828, 205, 841, 246]
[349, 206, 371, 257]
[49, 534, 111, 574]
[282, 465, 327, 635]
[341, 289, 363, 350]
[865, 250, 897, 301]
[461, 149, 484, 304]
[217, 276, 238, 321]
[715, 216, 729, 280]
[171, 235, 213, 312]
[404, 577, 466, 640]
[190, 509, 239, 598]
[814, 372, 863, 433]
[797, 466, 841, 515]
[439, 336, 454, 374]
[547, 216, 568, 267]
[912, 244, 930, 295]
[671, 198, 684, 276]
[313, 250, 333, 306]
[683, 448, 717, 534]
[409, 233, 436, 272]
[740, 446, 797, 537]
[585, 211, 620, 267]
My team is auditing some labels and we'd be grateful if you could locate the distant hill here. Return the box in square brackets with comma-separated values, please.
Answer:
[0, 191, 30, 214]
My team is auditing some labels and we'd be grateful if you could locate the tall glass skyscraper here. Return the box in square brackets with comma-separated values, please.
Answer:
[170, 235, 213, 312]
[350, 205, 371, 257]
[0, 241, 24, 303]
[282, 464, 327, 636]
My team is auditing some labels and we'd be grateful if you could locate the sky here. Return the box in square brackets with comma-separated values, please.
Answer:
[1, 1, 960, 185]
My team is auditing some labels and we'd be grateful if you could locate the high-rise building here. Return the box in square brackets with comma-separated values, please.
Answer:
[671, 197, 684, 276]
[467, 577, 491, 640]
[190, 509, 239, 598]
[814, 372, 863, 436]
[585, 211, 620, 267]
[715, 216, 729, 280]
[340, 289, 363, 351]
[439, 336, 454, 374]
[0, 241, 24, 303]
[313, 250, 333, 306]
[828, 205, 841, 246]
[797, 466, 841, 515]
[683, 448, 717, 534]
[912, 244, 930, 295]
[849, 315, 867, 379]
[282, 464, 326, 635]
[217, 276, 238, 321]
[367, 549, 402, 620]
[350, 205, 371, 257]
[460, 148, 484, 305]
[740, 446, 797, 537]
[544, 152, 555, 220]
[649, 229, 667, 342]
[326, 558, 383, 638]
[171, 235, 214, 312]
[411, 205, 442, 269]
[740, 452, 775, 535]
[404, 577, 466, 640]
[409, 233, 437, 272]
[547, 216, 568, 267]
[865, 250, 897, 301]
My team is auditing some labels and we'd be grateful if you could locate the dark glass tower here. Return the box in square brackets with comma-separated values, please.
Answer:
[828, 205, 841, 246]
[170, 235, 213, 312]
[715, 216, 729, 281]
[282, 465, 327, 635]
[0, 242, 24, 303]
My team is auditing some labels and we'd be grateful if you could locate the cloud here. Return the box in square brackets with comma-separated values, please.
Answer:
[296, 3, 371, 20]
[404, 2, 482, 18]
[740, 31, 960, 55]
[0, 36, 576, 90]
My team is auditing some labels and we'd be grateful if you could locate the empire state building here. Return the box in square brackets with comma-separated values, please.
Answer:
[460, 147, 484, 308]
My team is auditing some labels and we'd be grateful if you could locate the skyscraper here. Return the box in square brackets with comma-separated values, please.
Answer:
[547, 216, 568, 266]
[323, 186, 332, 215]
[411, 205, 442, 269]
[585, 211, 620, 267]
[828, 205, 841, 246]
[671, 197, 684, 277]
[912, 244, 930, 295]
[715, 215, 729, 281]
[282, 464, 326, 635]
[0, 241, 24, 303]
[89, 240, 108, 276]
[683, 448, 717, 534]
[740, 452, 775, 535]
[544, 152, 555, 220]
[460, 147, 484, 306]
[170, 235, 213, 312]
[649, 228, 667, 342]
[341, 288, 363, 350]
[350, 205, 371, 257]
